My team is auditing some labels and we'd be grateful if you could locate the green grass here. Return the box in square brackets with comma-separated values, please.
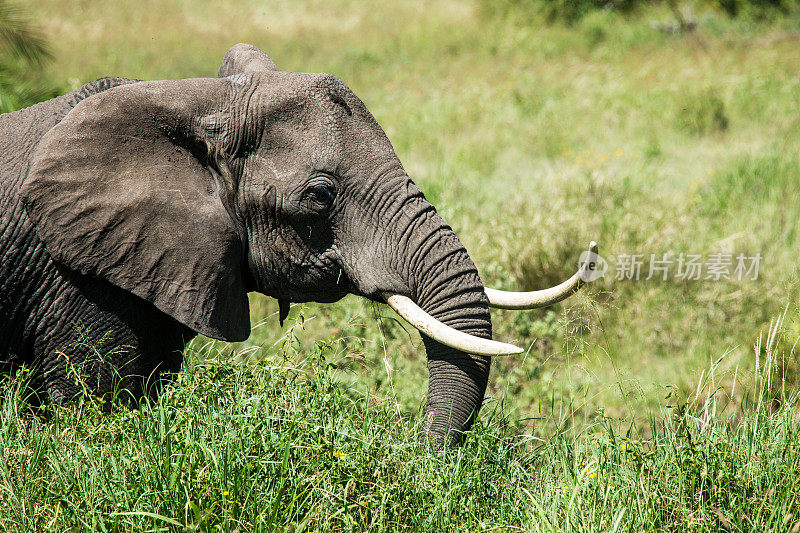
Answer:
[8, 0, 800, 529]
[1, 313, 799, 531]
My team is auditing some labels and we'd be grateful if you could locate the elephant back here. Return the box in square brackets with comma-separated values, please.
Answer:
[0, 77, 138, 192]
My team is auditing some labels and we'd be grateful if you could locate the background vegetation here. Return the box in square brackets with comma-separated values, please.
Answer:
[2, 0, 800, 529]
[0, 0, 59, 111]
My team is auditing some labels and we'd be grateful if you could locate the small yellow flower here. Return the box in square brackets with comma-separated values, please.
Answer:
[589, 472, 597, 479]
[334, 450, 348, 459]
[620, 443, 627, 450]
[223, 490, 229, 497]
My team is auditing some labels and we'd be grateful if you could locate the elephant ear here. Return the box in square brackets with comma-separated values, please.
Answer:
[21, 78, 252, 342]
[218, 43, 278, 77]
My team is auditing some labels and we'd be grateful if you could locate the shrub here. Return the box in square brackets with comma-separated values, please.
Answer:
[676, 89, 729, 135]
[0, 0, 60, 112]
[480, 0, 795, 25]
[714, 0, 790, 19]
[480, 0, 646, 24]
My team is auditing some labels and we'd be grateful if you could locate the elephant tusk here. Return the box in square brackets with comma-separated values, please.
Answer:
[485, 241, 599, 310]
[383, 293, 523, 356]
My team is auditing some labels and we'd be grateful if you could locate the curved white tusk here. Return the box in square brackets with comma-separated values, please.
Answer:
[383, 293, 523, 356]
[485, 241, 599, 310]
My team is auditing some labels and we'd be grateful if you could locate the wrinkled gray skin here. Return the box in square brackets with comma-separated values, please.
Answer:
[0, 44, 492, 447]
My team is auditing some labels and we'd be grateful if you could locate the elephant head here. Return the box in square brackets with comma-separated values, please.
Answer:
[21, 44, 596, 446]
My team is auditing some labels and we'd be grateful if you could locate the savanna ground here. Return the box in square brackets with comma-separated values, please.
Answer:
[2, 0, 800, 530]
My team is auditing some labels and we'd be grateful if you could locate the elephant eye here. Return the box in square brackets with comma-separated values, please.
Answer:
[303, 177, 336, 212]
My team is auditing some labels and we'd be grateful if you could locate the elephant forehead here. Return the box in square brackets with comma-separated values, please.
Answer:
[246, 72, 349, 108]
[246, 73, 375, 131]
[261, 71, 351, 97]
[238, 72, 401, 175]
[247, 111, 393, 171]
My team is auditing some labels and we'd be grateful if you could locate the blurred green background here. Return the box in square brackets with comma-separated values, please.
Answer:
[7, 0, 800, 434]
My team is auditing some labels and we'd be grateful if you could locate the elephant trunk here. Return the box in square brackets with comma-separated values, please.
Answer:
[389, 183, 495, 447]
[420, 302, 493, 448]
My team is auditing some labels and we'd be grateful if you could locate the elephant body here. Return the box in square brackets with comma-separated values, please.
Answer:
[0, 44, 512, 447]
[0, 77, 191, 403]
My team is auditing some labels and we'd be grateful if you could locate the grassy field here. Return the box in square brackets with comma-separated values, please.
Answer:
[1, 335, 799, 531]
[5, 0, 800, 529]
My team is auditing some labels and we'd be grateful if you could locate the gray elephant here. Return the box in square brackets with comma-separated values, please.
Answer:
[0, 44, 596, 447]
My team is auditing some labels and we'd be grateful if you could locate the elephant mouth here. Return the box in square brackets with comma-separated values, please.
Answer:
[279, 282, 351, 305]
[275, 261, 356, 305]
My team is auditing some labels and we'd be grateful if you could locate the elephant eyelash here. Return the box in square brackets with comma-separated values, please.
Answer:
[307, 185, 334, 204]
[302, 177, 337, 212]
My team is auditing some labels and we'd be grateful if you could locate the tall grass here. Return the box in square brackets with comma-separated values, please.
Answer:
[0, 308, 798, 531]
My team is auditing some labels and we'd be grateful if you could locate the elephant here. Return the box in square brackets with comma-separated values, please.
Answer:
[0, 43, 597, 447]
